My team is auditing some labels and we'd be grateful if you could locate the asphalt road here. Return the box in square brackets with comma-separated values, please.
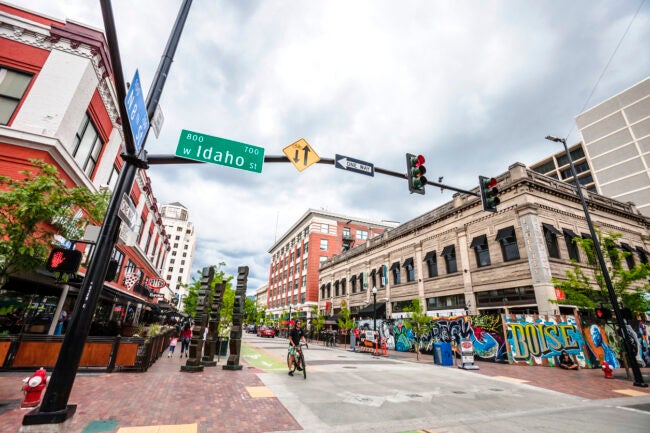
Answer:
[242, 333, 650, 433]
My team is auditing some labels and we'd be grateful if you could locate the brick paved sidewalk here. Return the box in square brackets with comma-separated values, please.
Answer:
[0, 353, 300, 433]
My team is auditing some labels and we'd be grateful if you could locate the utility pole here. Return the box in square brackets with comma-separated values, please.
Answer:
[23, 1, 193, 426]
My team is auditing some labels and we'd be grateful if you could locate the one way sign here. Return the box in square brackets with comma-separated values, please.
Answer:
[335, 154, 374, 177]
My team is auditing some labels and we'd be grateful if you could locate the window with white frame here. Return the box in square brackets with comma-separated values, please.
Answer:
[0, 67, 33, 125]
[320, 239, 328, 251]
[69, 112, 103, 178]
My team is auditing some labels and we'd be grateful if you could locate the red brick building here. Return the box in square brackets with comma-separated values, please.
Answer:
[266, 209, 398, 321]
[0, 4, 172, 335]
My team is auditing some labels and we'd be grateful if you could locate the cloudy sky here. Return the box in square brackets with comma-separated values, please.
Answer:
[16, 0, 650, 293]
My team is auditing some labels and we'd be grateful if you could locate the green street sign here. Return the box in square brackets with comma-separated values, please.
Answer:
[176, 129, 264, 173]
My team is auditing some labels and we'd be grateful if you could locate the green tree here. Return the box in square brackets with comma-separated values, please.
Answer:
[552, 229, 650, 316]
[0, 159, 109, 287]
[403, 299, 431, 360]
[310, 305, 325, 341]
[337, 300, 355, 346]
[244, 297, 258, 324]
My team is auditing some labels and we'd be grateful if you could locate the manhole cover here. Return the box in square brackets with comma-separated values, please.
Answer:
[406, 394, 422, 398]
[489, 388, 504, 392]
[343, 366, 357, 369]
[452, 391, 466, 394]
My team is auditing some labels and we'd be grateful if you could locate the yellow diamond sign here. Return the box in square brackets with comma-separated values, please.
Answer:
[283, 138, 320, 172]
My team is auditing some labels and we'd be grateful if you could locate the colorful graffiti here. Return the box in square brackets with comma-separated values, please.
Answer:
[356, 315, 508, 362]
[503, 314, 591, 368]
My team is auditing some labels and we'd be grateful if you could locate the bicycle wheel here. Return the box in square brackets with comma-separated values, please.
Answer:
[300, 353, 306, 379]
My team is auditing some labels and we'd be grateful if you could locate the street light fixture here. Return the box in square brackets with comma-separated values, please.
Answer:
[545, 135, 647, 388]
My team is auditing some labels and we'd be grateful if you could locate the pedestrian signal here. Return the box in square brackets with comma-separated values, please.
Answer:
[46, 248, 82, 274]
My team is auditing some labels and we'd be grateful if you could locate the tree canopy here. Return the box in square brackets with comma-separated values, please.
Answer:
[552, 229, 650, 316]
[0, 159, 109, 287]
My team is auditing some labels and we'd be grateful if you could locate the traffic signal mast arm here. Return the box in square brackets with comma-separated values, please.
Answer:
[146, 154, 480, 197]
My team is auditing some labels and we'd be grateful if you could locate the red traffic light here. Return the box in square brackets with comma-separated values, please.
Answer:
[414, 155, 425, 167]
[46, 247, 82, 274]
[485, 177, 497, 189]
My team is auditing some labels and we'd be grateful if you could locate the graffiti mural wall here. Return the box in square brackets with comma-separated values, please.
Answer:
[503, 314, 592, 368]
[353, 313, 643, 368]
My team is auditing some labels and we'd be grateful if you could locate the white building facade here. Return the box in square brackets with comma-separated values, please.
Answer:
[161, 202, 196, 310]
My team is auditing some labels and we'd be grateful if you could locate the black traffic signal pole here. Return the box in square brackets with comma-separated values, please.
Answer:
[145, 154, 481, 197]
[546, 136, 646, 387]
[23, 0, 193, 425]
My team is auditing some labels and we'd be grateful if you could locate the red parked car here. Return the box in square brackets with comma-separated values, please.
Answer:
[257, 326, 275, 338]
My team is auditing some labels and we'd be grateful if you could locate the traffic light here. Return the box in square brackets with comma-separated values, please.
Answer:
[479, 175, 500, 212]
[595, 307, 612, 320]
[406, 153, 427, 194]
[46, 247, 82, 274]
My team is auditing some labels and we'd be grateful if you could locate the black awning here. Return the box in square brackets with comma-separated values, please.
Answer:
[389, 261, 400, 270]
[369, 269, 376, 277]
[581, 233, 592, 239]
[563, 228, 578, 239]
[495, 226, 514, 241]
[620, 243, 633, 252]
[349, 274, 357, 282]
[355, 302, 386, 316]
[469, 234, 487, 248]
[402, 257, 414, 268]
[440, 245, 455, 256]
[423, 251, 437, 262]
[542, 223, 561, 236]
[334, 280, 339, 288]
[103, 285, 152, 306]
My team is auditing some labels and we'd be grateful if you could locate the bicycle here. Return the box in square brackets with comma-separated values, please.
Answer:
[287, 342, 307, 379]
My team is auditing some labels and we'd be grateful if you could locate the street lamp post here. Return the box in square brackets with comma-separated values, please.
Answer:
[545, 135, 646, 387]
[372, 287, 377, 336]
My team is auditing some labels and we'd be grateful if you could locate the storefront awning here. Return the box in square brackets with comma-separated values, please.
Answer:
[355, 302, 386, 316]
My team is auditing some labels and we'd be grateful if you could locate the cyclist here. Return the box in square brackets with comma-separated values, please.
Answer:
[288, 321, 308, 376]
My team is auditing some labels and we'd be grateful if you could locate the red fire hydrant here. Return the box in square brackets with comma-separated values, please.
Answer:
[21, 367, 49, 408]
[601, 361, 614, 379]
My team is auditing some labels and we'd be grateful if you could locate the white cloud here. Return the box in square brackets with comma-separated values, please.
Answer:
[15, 0, 650, 293]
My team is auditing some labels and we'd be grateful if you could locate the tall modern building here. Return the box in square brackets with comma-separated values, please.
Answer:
[529, 142, 597, 193]
[266, 209, 399, 321]
[161, 202, 196, 310]
[575, 77, 650, 216]
[531, 77, 650, 219]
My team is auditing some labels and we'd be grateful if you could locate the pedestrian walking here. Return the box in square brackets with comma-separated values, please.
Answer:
[168, 335, 178, 358]
[180, 321, 192, 358]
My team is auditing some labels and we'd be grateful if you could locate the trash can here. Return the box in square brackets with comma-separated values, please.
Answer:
[433, 342, 453, 366]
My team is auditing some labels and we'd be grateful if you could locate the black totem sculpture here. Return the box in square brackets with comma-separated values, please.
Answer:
[181, 266, 213, 372]
[223, 266, 248, 370]
[202, 282, 225, 366]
